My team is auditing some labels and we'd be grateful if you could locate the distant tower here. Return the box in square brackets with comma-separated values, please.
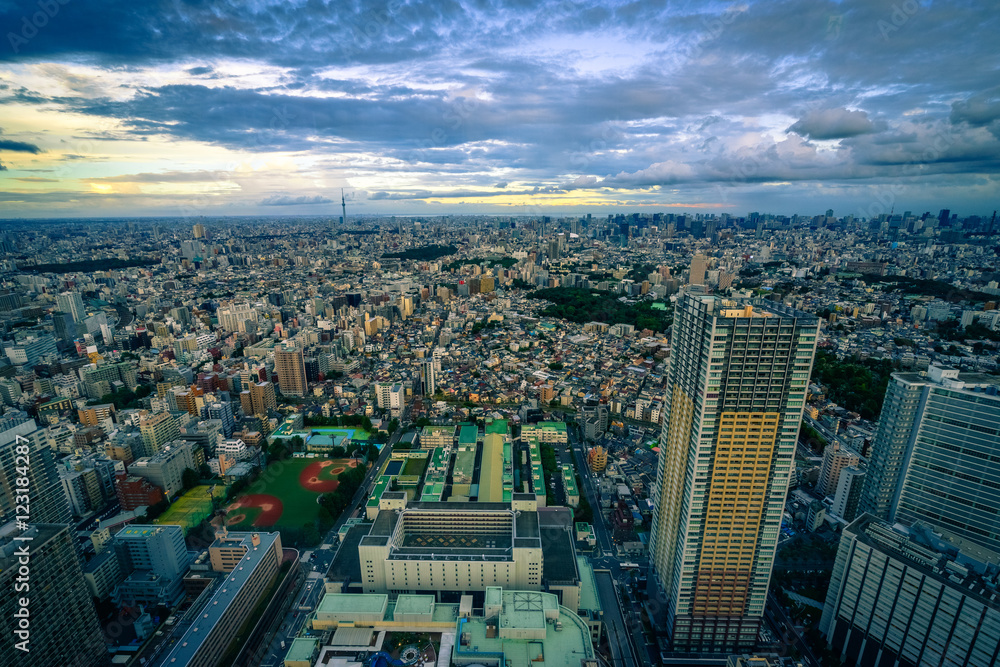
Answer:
[341, 188, 347, 226]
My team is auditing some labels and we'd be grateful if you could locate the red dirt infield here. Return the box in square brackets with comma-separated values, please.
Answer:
[298, 459, 358, 492]
[227, 494, 283, 526]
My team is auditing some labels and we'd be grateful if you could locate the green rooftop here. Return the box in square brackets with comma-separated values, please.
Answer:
[577, 556, 602, 613]
[535, 421, 567, 431]
[394, 594, 435, 616]
[317, 593, 388, 616]
[284, 637, 318, 662]
[480, 433, 505, 502]
[453, 448, 477, 483]
[485, 419, 509, 435]
[453, 590, 595, 667]
[458, 423, 479, 446]
[366, 475, 392, 507]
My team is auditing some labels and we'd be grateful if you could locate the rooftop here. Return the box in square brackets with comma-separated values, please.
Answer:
[284, 637, 318, 662]
[454, 590, 595, 667]
[459, 423, 479, 445]
[485, 419, 509, 435]
[394, 593, 435, 616]
[317, 592, 389, 616]
[161, 531, 280, 666]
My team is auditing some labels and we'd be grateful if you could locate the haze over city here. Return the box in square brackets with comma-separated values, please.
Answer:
[1, 0, 999, 218]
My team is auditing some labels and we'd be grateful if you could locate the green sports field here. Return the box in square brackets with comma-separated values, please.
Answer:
[225, 457, 360, 531]
[155, 485, 217, 534]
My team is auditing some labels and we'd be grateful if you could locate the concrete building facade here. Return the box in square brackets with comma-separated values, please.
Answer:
[649, 295, 819, 653]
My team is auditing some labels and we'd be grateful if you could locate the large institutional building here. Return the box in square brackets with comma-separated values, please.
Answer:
[649, 295, 819, 653]
[359, 493, 543, 595]
[821, 514, 1000, 667]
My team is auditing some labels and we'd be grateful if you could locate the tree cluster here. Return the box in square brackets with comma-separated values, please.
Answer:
[318, 463, 368, 520]
[812, 350, 896, 420]
[383, 244, 458, 261]
[862, 274, 994, 303]
[88, 384, 153, 410]
[23, 257, 160, 274]
[527, 287, 672, 332]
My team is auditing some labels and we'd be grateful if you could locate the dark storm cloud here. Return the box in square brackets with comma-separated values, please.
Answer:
[0, 138, 42, 153]
[788, 109, 877, 140]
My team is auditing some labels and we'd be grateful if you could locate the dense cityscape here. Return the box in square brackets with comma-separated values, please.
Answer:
[0, 210, 997, 667]
[2, 1, 999, 666]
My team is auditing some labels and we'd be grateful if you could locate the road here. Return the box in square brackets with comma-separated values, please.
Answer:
[113, 303, 134, 330]
[260, 430, 399, 667]
[764, 593, 820, 667]
[567, 423, 653, 667]
[595, 570, 638, 667]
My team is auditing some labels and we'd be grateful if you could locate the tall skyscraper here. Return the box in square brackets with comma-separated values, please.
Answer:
[0, 413, 72, 527]
[0, 524, 107, 666]
[274, 344, 308, 396]
[56, 291, 86, 323]
[859, 365, 1000, 552]
[689, 254, 708, 286]
[649, 295, 819, 653]
[192, 222, 205, 238]
[422, 360, 436, 396]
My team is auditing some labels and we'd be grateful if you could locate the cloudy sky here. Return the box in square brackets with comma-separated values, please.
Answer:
[0, 0, 997, 219]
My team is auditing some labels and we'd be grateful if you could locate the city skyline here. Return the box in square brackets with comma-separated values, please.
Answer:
[1, 1, 999, 218]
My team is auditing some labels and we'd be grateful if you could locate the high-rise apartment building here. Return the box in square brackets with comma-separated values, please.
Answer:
[240, 380, 276, 416]
[649, 295, 818, 653]
[274, 344, 308, 396]
[817, 441, 861, 497]
[202, 402, 235, 437]
[113, 523, 193, 607]
[830, 466, 865, 522]
[375, 382, 404, 417]
[0, 414, 72, 526]
[128, 440, 198, 498]
[56, 290, 86, 322]
[422, 360, 436, 396]
[139, 411, 180, 457]
[689, 254, 708, 286]
[859, 365, 1000, 552]
[0, 524, 107, 667]
[217, 302, 257, 333]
